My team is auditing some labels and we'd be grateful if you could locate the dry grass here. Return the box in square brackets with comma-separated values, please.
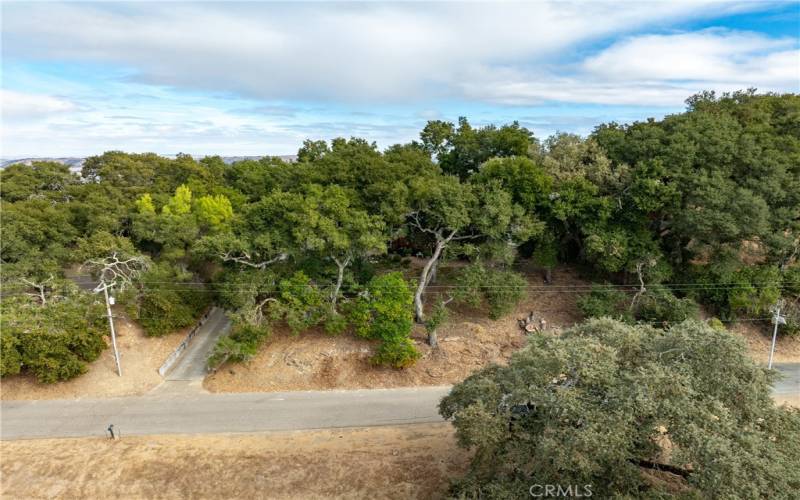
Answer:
[0, 424, 468, 500]
[731, 320, 800, 364]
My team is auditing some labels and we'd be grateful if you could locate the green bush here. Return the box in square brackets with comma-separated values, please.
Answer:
[579, 283, 697, 327]
[207, 322, 270, 369]
[0, 294, 107, 383]
[455, 263, 527, 319]
[577, 284, 631, 321]
[372, 337, 420, 368]
[324, 312, 348, 335]
[691, 263, 781, 320]
[782, 301, 800, 338]
[783, 265, 800, 296]
[708, 317, 726, 332]
[635, 285, 699, 325]
[1, 330, 22, 377]
[136, 265, 210, 337]
[270, 271, 327, 334]
[424, 299, 450, 334]
[349, 272, 419, 368]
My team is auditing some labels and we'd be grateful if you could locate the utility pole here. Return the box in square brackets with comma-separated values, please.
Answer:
[768, 301, 786, 370]
[83, 252, 148, 378]
[102, 283, 122, 377]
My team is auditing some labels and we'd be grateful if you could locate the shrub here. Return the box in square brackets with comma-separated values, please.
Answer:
[136, 265, 210, 337]
[207, 322, 270, 369]
[269, 271, 327, 334]
[324, 312, 348, 335]
[0, 294, 107, 383]
[372, 337, 420, 368]
[691, 263, 781, 320]
[782, 301, 800, 338]
[349, 272, 418, 368]
[0, 330, 22, 377]
[579, 283, 698, 327]
[635, 285, 699, 325]
[424, 299, 450, 334]
[577, 284, 631, 321]
[455, 263, 527, 319]
[708, 317, 726, 332]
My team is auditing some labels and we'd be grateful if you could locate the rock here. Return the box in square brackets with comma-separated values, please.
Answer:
[426, 368, 443, 378]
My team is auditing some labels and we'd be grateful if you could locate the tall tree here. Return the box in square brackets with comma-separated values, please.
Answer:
[406, 175, 537, 322]
[441, 318, 800, 498]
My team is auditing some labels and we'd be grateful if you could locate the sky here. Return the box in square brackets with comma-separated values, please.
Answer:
[1, 1, 799, 157]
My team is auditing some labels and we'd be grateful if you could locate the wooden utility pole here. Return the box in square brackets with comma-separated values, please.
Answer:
[102, 284, 122, 376]
[768, 301, 786, 370]
[83, 252, 148, 378]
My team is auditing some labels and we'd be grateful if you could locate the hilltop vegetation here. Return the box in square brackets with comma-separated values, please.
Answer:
[2, 90, 799, 381]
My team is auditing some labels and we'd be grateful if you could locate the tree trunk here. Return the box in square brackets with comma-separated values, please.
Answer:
[331, 255, 350, 312]
[427, 260, 438, 285]
[630, 262, 646, 310]
[544, 267, 552, 284]
[415, 240, 446, 323]
[428, 329, 439, 348]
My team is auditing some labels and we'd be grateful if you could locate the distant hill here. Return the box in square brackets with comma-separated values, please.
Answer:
[0, 155, 297, 172]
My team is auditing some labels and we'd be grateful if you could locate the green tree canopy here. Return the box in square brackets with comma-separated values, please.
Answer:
[440, 318, 800, 498]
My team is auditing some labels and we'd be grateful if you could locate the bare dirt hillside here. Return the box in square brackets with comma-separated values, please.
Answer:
[0, 424, 468, 500]
[0, 310, 187, 400]
[733, 321, 800, 365]
[204, 266, 586, 393]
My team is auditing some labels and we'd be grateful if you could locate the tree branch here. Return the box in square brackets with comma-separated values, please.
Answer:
[634, 459, 692, 479]
[221, 251, 287, 269]
[83, 252, 148, 293]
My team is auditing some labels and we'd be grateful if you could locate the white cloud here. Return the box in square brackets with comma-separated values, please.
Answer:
[462, 29, 800, 106]
[2, 2, 797, 155]
[582, 30, 798, 84]
[1, 90, 76, 119]
[2, 1, 785, 105]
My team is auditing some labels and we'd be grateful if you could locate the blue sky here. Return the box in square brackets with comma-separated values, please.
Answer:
[1, 1, 798, 157]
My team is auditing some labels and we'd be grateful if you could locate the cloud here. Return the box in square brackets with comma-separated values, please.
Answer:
[461, 29, 799, 106]
[2, 2, 797, 155]
[2, 1, 785, 106]
[1, 90, 76, 119]
[582, 29, 798, 84]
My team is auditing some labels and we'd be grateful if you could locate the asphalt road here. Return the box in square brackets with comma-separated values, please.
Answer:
[773, 362, 800, 396]
[0, 386, 450, 440]
[165, 307, 231, 381]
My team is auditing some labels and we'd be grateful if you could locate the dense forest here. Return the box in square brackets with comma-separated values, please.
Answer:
[2, 90, 799, 382]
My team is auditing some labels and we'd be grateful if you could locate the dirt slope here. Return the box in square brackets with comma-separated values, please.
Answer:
[204, 266, 586, 393]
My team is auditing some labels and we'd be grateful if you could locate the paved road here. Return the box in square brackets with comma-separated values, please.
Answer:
[773, 363, 800, 396]
[0, 386, 449, 440]
[164, 307, 231, 381]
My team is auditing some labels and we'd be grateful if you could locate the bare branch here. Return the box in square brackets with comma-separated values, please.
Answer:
[407, 212, 442, 238]
[221, 251, 287, 269]
[83, 252, 148, 293]
[19, 275, 54, 306]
